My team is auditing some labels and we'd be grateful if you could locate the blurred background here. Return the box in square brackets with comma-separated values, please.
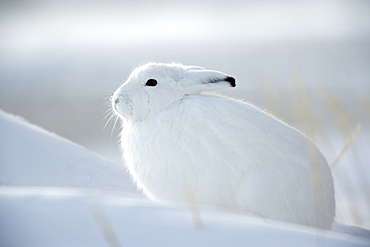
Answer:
[0, 0, 369, 228]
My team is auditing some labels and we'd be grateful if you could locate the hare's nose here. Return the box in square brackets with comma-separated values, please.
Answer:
[111, 96, 121, 105]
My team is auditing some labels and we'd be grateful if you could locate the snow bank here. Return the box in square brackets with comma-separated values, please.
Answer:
[0, 110, 137, 193]
[1, 187, 369, 247]
[0, 110, 369, 246]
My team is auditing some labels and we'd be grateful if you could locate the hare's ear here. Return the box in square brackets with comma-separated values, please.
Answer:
[181, 69, 236, 94]
[184, 65, 205, 71]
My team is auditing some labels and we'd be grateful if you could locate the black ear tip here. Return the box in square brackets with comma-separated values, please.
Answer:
[225, 76, 236, 87]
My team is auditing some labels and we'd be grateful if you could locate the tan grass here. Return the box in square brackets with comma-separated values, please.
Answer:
[330, 124, 361, 169]
[186, 191, 203, 227]
[91, 205, 122, 247]
[315, 85, 351, 135]
[289, 65, 323, 140]
[258, 66, 369, 228]
[361, 97, 370, 117]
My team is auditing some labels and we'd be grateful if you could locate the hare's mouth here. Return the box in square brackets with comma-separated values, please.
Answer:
[112, 96, 133, 119]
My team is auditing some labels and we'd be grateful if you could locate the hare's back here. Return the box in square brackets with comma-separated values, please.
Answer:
[181, 95, 327, 169]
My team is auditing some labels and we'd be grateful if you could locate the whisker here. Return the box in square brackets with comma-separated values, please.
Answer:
[103, 103, 116, 128]
[104, 114, 115, 129]
[112, 115, 120, 137]
[103, 108, 114, 121]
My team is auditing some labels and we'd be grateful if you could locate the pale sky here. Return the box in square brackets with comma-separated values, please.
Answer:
[1, 0, 369, 51]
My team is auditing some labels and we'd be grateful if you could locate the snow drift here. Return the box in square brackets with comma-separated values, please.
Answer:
[0, 110, 369, 247]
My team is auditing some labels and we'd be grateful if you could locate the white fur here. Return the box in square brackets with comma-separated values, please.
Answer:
[112, 62, 335, 229]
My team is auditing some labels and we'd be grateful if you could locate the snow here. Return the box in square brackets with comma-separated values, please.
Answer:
[0, 110, 137, 193]
[1, 109, 370, 246]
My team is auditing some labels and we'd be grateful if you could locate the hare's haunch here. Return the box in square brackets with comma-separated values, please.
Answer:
[112, 62, 335, 228]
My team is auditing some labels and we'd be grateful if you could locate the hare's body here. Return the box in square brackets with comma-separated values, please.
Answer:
[113, 63, 335, 228]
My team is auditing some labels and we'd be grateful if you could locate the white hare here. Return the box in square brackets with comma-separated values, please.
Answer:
[112, 62, 335, 229]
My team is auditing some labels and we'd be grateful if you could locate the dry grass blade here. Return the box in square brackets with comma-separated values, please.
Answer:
[330, 124, 362, 169]
[315, 84, 351, 135]
[186, 191, 203, 227]
[361, 97, 370, 117]
[255, 73, 284, 118]
[91, 205, 122, 247]
[289, 65, 323, 140]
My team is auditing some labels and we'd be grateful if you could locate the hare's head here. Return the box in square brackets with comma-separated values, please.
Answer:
[112, 62, 235, 121]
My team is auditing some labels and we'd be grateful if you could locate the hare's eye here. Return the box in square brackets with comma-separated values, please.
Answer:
[145, 79, 157, 87]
